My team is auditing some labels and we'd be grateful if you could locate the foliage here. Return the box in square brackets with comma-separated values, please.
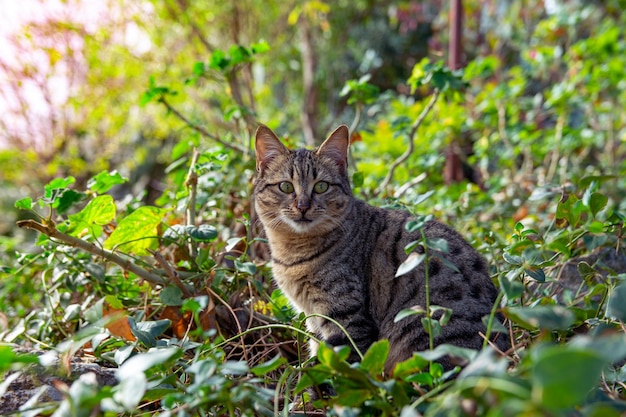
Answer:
[2, 0, 626, 416]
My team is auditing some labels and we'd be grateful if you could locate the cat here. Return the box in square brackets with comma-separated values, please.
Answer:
[253, 124, 509, 374]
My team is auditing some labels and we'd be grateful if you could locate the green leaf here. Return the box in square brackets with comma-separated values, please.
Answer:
[524, 267, 546, 282]
[392, 354, 429, 379]
[503, 252, 523, 265]
[55, 189, 85, 213]
[394, 306, 426, 323]
[234, 260, 257, 275]
[250, 355, 286, 377]
[14, 197, 32, 210]
[130, 319, 171, 347]
[360, 340, 389, 376]
[395, 253, 426, 277]
[44, 176, 76, 198]
[68, 195, 116, 237]
[425, 238, 449, 253]
[104, 206, 165, 255]
[352, 171, 364, 188]
[588, 192, 608, 217]
[160, 286, 184, 306]
[421, 317, 442, 337]
[87, 170, 127, 194]
[606, 282, 626, 321]
[188, 224, 218, 242]
[116, 347, 181, 380]
[505, 305, 575, 331]
[251, 40, 270, 54]
[532, 345, 606, 410]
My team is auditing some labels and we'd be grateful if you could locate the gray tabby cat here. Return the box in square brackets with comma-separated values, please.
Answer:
[254, 124, 508, 373]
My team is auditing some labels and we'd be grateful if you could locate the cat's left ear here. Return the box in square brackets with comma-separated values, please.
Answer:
[255, 125, 288, 173]
[317, 125, 349, 173]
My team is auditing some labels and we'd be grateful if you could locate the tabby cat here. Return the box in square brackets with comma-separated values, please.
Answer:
[254, 124, 508, 373]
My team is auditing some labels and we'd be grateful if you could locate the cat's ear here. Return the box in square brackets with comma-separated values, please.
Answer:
[255, 125, 288, 173]
[316, 125, 350, 173]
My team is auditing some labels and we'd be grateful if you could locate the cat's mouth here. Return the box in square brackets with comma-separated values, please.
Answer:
[294, 217, 313, 223]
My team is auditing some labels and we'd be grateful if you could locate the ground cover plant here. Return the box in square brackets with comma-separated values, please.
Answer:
[1, 1, 626, 416]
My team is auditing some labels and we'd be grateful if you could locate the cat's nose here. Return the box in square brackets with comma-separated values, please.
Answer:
[296, 198, 311, 213]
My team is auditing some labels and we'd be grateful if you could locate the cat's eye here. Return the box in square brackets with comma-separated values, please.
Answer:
[314, 181, 329, 194]
[278, 181, 294, 193]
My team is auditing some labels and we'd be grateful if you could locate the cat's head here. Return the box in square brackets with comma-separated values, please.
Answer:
[254, 125, 352, 235]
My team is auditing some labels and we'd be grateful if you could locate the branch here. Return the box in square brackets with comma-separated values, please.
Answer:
[374, 89, 440, 197]
[159, 97, 248, 154]
[17, 219, 167, 287]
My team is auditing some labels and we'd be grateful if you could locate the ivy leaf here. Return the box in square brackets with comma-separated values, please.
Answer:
[44, 176, 76, 199]
[188, 224, 218, 242]
[88, 170, 127, 194]
[68, 195, 116, 237]
[14, 197, 32, 210]
[160, 286, 184, 306]
[104, 206, 165, 255]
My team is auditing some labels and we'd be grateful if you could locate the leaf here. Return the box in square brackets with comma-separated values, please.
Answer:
[421, 317, 442, 338]
[44, 176, 76, 198]
[360, 340, 389, 376]
[55, 189, 86, 214]
[104, 206, 165, 255]
[116, 347, 181, 379]
[131, 319, 171, 347]
[524, 267, 546, 282]
[425, 238, 449, 253]
[14, 197, 32, 210]
[392, 354, 429, 379]
[588, 192, 608, 217]
[531, 345, 606, 410]
[68, 195, 116, 237]
[87, 170, 127, 194]
[503, 252, 523, 265]
[234, 260, 257, 275]
[395, 252, 426, 277]
[606, 282, 626, 321]
[160, 286, 184, 306]
[394, 306, 426, 323]
[352, 171, 364, 188]
[188, 224, 218, 242]
[103, 302, 136, 342]
[413, 190, 435, 206]
[505, 305, 575, 331]
[250, 355, 286, 377]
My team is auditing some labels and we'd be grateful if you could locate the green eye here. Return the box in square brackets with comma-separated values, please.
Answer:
[278, 181, 294, 193]
[314, 181, 329, 194]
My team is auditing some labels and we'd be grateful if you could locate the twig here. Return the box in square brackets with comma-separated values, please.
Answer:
[374, 89, 440, 196]
[17, 219, 167, 287]
[158, 96, 247, 154]
[184, 148, 200, 258]
[150, 250, 193, 298]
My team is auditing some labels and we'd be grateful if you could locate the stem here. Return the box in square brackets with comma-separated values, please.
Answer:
[184, 148, 200, 258]
[375, 89, 440, 196]
[17, 219, 167, 287]
[158, 96, 247, 154]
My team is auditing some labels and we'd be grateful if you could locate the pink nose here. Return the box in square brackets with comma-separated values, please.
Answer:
[297, 198, 311, 213]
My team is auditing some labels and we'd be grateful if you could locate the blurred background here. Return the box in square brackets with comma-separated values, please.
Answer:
[1, 0, 625, 242]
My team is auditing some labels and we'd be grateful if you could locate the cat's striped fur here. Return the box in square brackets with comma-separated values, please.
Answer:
[254, 124, 508, 373]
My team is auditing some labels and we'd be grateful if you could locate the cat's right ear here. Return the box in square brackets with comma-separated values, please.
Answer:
[255, 125, 288, 173]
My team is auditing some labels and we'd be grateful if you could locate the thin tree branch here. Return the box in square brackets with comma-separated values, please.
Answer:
[374, 89, 440, 196]
[150, 250, 193, 298]
[17, 219, 167, 287]
[159, 96, 248, 154]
